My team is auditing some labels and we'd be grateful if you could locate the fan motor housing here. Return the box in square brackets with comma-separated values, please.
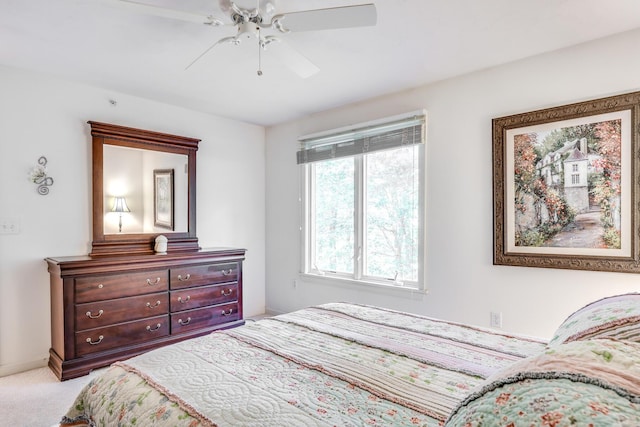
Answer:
[237, 21, 260, 39]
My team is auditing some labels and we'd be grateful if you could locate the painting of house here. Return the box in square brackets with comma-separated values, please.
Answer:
[536, 137, 601, 214]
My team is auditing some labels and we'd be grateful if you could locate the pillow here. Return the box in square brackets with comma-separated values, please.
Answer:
[445, 339, 640, 426]
[548, 292, 640, 346]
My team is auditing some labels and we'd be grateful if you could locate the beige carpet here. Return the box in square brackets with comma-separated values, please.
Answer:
[0, 366, 103, 427]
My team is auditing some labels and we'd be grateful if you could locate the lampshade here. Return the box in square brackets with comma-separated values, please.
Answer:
[111, 197, 130, 213]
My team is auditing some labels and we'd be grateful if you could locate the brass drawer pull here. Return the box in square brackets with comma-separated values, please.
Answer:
[86, 309, 104, 319]
[221, 308, 234, 316]
[178, 317, 191, 326]
[146, 277, 161, 286]
[146, 323, 162, 332]
[86, 335, 104, 345]
[178, 295, 191, 303]
[178, 274, 191, 281]
[146, 301, 161, 309]
[221, 289, 232, 297]
[221, 269, 232, 276]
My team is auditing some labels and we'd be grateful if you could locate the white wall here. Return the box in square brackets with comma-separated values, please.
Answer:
[0, 65, 266, 376]
[265, 28, 640, 340]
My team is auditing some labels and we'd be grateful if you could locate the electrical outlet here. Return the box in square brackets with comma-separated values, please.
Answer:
[0, 219, 20, 234]
[490, 311, 503, 328]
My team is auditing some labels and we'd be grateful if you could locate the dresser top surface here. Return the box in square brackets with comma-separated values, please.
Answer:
[46, 248, 246, 276]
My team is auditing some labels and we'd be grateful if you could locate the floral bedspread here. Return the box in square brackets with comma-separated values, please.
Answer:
[548, 292, 640, 346]
[61, 303, 546, 427]
[445, 339, 640, 426]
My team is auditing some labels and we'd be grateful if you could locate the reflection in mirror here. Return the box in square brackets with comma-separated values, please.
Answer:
[90, 121, 199, 256]
[103, 145, 188, 234]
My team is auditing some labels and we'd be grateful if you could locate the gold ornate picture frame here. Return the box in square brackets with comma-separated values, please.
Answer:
[493, 91, 640, 272]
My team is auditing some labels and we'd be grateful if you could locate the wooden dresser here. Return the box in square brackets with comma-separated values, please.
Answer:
[46, 248, 245, 380]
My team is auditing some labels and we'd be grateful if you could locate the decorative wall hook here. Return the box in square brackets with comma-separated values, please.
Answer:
[29, 156, 54, 195]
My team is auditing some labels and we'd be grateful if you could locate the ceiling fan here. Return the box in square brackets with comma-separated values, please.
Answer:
[108, 0, 377, 78]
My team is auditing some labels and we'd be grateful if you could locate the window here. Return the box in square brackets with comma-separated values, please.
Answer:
[298, 113, 426, 290]
[572, 173, 580, 184]
[572, 164, 579, 172]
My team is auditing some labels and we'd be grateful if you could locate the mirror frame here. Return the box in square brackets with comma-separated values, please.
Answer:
[89, 121, 200, 256]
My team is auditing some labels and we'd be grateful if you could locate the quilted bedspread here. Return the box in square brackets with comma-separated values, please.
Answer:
[60, 303, 546, 427]
[445, 339, 640, 426]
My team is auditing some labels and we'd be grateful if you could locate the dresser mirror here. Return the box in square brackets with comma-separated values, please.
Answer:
[89, 121, 200, 256]
[103, 145, 188, 234]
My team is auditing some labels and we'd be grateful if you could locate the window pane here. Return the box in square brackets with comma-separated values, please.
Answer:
[313, 158, 354, 273]
[364, 146, 419, 281]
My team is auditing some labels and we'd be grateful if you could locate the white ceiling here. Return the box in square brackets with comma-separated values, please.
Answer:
[2, 0, 640, 126]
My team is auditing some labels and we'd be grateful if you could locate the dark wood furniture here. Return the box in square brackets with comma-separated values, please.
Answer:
[46, 248, 245, 380]
[47, 122, 245, 380]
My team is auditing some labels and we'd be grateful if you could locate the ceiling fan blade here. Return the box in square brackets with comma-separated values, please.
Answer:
[273, 4, 376, 32]
[107, 0, 225, 25]
[266, 39, 319, 78]
[185, 36, 239, 70]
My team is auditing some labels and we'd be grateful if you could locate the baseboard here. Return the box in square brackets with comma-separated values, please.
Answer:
[264, 307, 286, 316]
[0, 356, 48, 378]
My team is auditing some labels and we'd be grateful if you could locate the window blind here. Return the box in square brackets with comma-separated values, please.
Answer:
[297, 114, 425, 164]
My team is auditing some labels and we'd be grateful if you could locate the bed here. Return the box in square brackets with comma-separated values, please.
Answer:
[60, 295, 640, 426]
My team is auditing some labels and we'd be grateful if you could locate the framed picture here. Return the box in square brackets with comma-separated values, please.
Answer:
[493, 91, 640, 273]
[154, 169, 174, 230]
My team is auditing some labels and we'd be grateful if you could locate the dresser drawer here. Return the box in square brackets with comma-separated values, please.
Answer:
[170, 262, 239, 290]
[76, 269, 169, 303]
[75, 315, 169, 357]
[170, 283, 238, 312]
[75, 292, 169, 330]
[170, 302, 239, 334]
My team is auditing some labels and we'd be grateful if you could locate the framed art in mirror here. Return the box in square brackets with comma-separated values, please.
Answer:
[154, 168, 174, 230]
[493, 91, 640, 273]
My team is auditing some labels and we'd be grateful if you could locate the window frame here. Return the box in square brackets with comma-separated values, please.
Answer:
[299, 112, 427, 292]
[571, 173, 580, 185]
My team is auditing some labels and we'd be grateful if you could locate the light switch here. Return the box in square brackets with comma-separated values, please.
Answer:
[0, 219, 20, 234]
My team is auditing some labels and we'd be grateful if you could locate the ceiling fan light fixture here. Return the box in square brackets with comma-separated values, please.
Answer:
[230, 2, 260, 24]
[112, 0, 376, 78]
